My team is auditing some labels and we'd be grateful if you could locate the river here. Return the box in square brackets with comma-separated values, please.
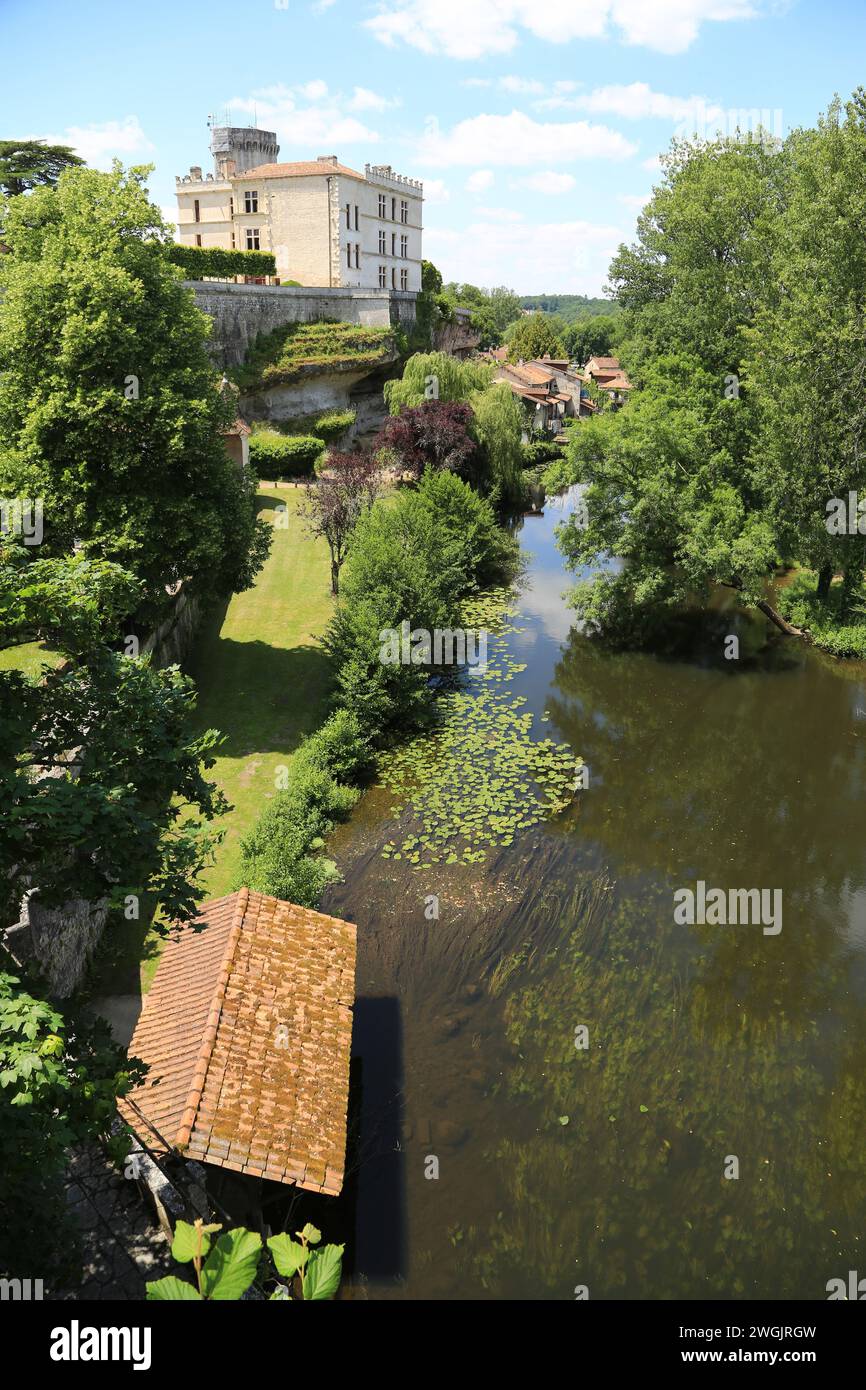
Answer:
[321, 485, 866, 1301]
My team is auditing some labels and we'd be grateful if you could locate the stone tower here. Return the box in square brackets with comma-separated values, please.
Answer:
[210, 126, 280, 178]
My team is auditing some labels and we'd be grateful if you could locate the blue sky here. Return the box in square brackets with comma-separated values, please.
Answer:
[2, 0, 865, 293]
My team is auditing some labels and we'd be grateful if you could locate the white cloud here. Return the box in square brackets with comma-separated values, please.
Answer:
[517, 171, 576, 195]
[229, 83, 381, 150]
[475, 205, 525, 221]
[419, 111, 637, 166]
[642, 153, 664, 172]
[466, 168, 495, 193]
[500, 75, 545, 94]
[365, 0, 759, 60]
[348, 86, 400, 112]
[421, 177, 451, 203]
[618, 191, 652, 210]
[425, 213, 627, 294]
[536, 81, 726, 126]
[42, 117, 154, 168]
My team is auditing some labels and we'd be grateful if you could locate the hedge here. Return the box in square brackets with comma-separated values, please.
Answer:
[166, 244, 277, 280]
[248, 429, 325, 477]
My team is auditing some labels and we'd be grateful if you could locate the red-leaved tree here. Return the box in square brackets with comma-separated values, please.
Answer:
[373, 400, 479, 483]
[301, 450, 380, 596]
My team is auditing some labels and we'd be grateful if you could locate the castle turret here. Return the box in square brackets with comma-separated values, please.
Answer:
[210, 126, 279, 178]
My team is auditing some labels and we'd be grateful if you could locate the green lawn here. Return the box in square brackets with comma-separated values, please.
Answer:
[186, 486, 335, 898]
[87, 487, 335, 997]
[0, 642, 64, 676]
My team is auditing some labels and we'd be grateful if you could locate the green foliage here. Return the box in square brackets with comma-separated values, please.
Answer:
[468, 383, 525, 508]
[165, 243, 276, 280]
[778, 570, 866, 657]
[0, 972, 143, 1279]
[0, 140, 83, 199]
[520, 294, 621, 324]
[505, 312, 567, 364]
[310, 408, 356, 442]
[146, 1216, 345, 1301]
[521, 439, 563, 469]
[237, 710, 370, 906]
[0, 162, 268, 623]
[384, 351, 493, 413]
[269, 1223, 345, 1301]
[441, 283, 523, 349]
[325, 470, 519, 735]
[563, 313, 620, 365]
[235, 320, 396, 390]
[249, 430, 325, 478]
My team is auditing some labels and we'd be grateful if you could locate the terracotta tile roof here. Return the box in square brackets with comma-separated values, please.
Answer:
[222, 417, 251, 437]
[586, 356, 621, 373]
[120, 889, 357, 1195]
[500, 362, 556, 389]
[242, 160, 366, 182]
[603, 375, 633, 391]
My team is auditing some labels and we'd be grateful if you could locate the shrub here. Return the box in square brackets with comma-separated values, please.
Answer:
[248, 430, 324, 477]
[166, 244, 276, 280]
[522, 439, 564, 468]
[778, 569, 866, 657]
[236, 711, 369, 906]
[325, 470, 519, 734]
[314, 409, 356, 442]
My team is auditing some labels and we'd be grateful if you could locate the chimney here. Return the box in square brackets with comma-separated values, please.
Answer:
[316, 155, 338, 166]
[189, 165, 202, 180]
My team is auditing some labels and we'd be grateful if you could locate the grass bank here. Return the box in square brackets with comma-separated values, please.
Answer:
[186, 487, 335, 897]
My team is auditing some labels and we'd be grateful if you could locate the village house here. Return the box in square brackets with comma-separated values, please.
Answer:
[583, 354, 633, 408]
[175, 124, 423, 291]
[492, 356, 584, 435]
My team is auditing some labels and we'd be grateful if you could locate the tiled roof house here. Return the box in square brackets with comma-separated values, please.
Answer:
[120, 889, 357, 1196]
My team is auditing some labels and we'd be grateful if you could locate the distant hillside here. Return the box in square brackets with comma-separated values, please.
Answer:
[520, 295, 621, 323]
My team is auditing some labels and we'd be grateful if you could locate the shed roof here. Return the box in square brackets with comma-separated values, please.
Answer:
[120, 889, 356, 1195]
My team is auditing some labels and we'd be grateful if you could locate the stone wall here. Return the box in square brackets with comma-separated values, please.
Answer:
[189, 281, 417, 368]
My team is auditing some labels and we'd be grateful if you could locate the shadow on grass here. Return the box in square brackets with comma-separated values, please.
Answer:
[186, 635, 333, 761]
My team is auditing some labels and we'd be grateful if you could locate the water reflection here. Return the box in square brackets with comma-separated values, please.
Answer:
[323, 486, 866, 1300]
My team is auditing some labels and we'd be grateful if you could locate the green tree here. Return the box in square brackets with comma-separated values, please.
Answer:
[554, 133, 790, 639]
[505, 312, 567, 363]
[0, 140, 84, 198]
[745, 92, 866, 615]
[0, 162, 269, 624]
[0, 544, 228, 933]
[0, 972, 142, 1279]
[564, 313, 619, 365]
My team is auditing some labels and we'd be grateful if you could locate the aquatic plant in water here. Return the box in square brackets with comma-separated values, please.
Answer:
[376, 589, 581, 868]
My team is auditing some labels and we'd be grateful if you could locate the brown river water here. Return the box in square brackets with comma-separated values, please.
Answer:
[321, 487, 866, 1300]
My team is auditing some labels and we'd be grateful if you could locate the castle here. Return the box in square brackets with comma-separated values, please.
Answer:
[175, 125, 424, 291]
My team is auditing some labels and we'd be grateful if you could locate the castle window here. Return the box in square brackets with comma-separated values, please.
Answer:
[391, 232, 396, 255]
[379, 265, 387, 288]
[391, 196, 396, 220]
[354, 243, 360, 268]
[378, 230, 386, 254]
[401, 234, 408, 258]
[194, 198, 200, 222]
[401, 199, 408, 224]
[347, 242, 352, 268]
[229, 196, 234, 217]
[391, 268, 396, 289]
[354, 205, 359, 230]
[231, 231, 236, 248]
[195, 233, 202, 247]
[400, 268, 408, 290]
[346, 203, 351, 229]
[378, 193, 386, 217]
[246, 227, 260, 250]
[245, 191, 258, 214]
